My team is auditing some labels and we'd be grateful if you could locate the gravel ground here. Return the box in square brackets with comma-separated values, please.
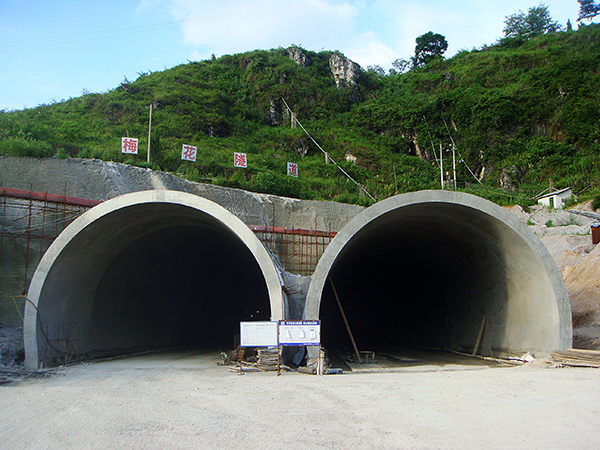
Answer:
[1, 350, 599, 450]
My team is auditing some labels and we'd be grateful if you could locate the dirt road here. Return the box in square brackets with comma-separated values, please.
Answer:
[1, 350, 599, 449]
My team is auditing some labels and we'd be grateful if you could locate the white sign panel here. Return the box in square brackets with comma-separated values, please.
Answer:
[181, 144, 197, 162]
[121, 137, 138, 154]
[240, 321, 278, 347]
[234, 152, 247, 168]
[279, 320, 321, 346]
[287, 162, 298, 177]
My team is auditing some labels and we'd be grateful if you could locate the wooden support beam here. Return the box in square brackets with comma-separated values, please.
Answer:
[329, 277, 362, 363]
[472, 316, 486, 356]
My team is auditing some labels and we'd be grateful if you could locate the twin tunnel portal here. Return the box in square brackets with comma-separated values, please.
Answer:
[24, 190, 572, 369]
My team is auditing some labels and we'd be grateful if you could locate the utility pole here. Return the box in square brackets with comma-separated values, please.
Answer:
[440, 142, 444, 189]
[146, 103, 156, 164]
[452, 144, 457, 190]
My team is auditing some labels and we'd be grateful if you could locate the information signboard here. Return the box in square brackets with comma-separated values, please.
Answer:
[278, 320, 321, 346]
[240, 321, 278, 347]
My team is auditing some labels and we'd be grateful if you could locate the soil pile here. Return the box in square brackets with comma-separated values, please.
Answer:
[563, 244, 600, 348]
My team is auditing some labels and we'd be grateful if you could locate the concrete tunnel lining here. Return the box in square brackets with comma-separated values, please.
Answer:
[306, 190, 572, 356]
[24, 190, 284, 369]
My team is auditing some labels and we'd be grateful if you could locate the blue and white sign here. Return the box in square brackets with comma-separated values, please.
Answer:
[278, 320, 321, 346]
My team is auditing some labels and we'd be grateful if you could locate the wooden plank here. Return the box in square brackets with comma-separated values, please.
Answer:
[550, 349, 600, 368]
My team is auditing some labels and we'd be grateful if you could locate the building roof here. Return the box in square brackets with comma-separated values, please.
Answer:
[537, 187, 572, 200]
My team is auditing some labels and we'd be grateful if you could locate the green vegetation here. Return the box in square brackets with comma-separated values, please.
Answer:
[2, 24, 600, 206]
[412, 32, 448, 68]
[502, 4, 561, 39]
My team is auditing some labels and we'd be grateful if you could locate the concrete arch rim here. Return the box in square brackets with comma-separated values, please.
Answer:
[305, 189, 572, 351]
[24, 190, 284, 369]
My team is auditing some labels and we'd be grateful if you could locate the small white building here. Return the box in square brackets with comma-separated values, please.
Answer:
[537, 187, 572, 209]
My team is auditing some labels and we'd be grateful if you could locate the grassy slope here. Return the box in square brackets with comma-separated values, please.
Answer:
[1, 25, 599, 206]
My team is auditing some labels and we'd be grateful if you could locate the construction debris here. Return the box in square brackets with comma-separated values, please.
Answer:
[550, 349, 600, 368]
[256, 347, 280, 369]
[225, 347, 291, 373]
[298, 348, 336, 375]
[228, 346, 248, 363]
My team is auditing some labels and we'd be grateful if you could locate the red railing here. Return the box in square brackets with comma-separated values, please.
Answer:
[0, 187, 102, 207]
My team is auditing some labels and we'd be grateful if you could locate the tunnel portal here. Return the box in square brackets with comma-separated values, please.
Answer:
[307, 191, 572, 357]
[24, 189, 572, 369]
[24, 191, 284, 369]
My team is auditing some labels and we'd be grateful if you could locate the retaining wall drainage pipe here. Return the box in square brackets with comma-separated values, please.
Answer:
[24, 191, 284, 369]
[305, 191, 572, 357]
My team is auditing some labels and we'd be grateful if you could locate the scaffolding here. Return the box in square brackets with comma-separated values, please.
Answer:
[0, 186, 100, 364]
[250, 225, 336, 276]
[1, 187, 336, 286]
[0, 186, 100, 295]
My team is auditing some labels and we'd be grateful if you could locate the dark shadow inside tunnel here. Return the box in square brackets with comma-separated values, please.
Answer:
[319, 203, 509, 356]
[89, 225, 271, 358]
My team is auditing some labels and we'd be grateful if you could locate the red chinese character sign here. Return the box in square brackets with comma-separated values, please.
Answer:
[181, 144, 197, 162]
[287, 162, 298, 177]
[234, 152, 247, 168]
[121, 138, 138, 155]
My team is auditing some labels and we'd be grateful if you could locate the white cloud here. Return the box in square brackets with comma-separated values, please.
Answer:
[346, 31, 397, 70]
[164, 0, 358, 60]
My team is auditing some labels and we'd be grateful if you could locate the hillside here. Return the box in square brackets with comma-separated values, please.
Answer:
[1, 24, 600, 206]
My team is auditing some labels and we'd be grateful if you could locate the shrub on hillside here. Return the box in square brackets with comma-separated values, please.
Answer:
[0, 137, 54, 158]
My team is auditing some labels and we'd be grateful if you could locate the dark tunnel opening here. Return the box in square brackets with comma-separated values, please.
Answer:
[89, 224, 271, 359]
[318, 202, 513, 356]
[29, 196, 277, 367]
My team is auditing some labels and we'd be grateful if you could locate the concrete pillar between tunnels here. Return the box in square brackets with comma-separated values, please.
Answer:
[24, 190, 284, 369]
[305, 190, 572, 357]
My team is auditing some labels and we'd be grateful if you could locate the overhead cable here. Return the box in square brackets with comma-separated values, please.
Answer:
[281, 97, 375, 201]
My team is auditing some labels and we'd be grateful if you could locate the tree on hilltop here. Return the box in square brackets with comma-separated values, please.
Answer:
[503, 4, 561, 39]
[412, 32, 448, 68]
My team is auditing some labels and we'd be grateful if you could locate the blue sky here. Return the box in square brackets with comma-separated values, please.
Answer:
[0, 1, 581, 111]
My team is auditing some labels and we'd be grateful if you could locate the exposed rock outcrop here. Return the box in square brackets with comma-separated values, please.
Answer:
[267, 98, 287, 126]
[329, 53, 360, 89]
[344, 150, 357, 163]
[291, 138, 309, 157]
[287, 46, 309, 67]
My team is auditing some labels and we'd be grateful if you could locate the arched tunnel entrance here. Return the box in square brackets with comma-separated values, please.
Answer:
[24, 191, 284, 369]
[306, 191, 572, 358]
